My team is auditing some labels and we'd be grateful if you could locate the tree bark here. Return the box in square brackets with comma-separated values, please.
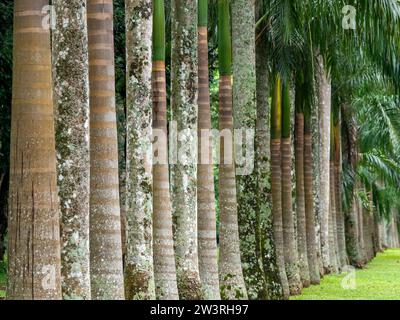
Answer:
[295, 110, 310, 287]
[170, 0, 203, 300]
[329, 160, 339, 272]
[7, 0, 62, 299]
[124, 0, 155, 300]
[255, 0, 284, 300]
[217, 0, 247, 300]
[197, 0, 220, 300]
[87, 0, 125, 300]
[52, 0, 91, 300]
[270, 75, 290, 299]
[232, 0, 266, 300]
[281, 84, 302, 295]
[317, 56, 331, 273]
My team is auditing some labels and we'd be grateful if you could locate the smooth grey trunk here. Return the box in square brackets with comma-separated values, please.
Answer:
[170, 0, 203, 300]
[52, 0, 91, 300]
[317, 55, 331, 273]
[124, 0, 155, 300]
[232, 0, 266, 300]
[255, 0, 284, 300]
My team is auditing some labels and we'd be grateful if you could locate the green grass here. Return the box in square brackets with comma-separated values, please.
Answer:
[291, 249, 400, 300]
[0, 259, 6, 299]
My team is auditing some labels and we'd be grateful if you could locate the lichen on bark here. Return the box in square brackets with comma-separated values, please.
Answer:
[170, 0, 203, 300]
[52, 0, 91, 300]
[124, 0, 155, 300]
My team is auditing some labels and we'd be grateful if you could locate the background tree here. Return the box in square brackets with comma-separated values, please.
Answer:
[197, 0, 221, 300]
[152, 0, 179, 300]
[217, 0, 248, 300]
[87, 0, 125, 300]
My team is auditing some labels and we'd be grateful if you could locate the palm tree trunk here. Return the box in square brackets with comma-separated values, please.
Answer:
[152, 0, 179, 300]
[8, 0, 62, 299]
[124, 0, 155, 300]
[356, 184, 366, 263]
[281, 82, 302, 295]
[197, 0, 220, 300]
[52, 0, 91, 300]
[255, 0, 284, 300]
[217, 0, 247, 300]
[329, 156, 339, 273]
[304, 101, 320, 285]
[170, 0, 203, 300]
[333, 117, 347, 267]
[294, 78, 310, 288]
[317, 55, 331, 273]
[270, 74, 290, 299]
[232, 0, 267, 300]
[342, 105, 363, 267]
[87, 0, 125, 300]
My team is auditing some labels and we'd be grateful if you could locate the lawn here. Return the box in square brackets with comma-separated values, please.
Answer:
[291, 249, 400, 300]
[0, 259, 5, 299]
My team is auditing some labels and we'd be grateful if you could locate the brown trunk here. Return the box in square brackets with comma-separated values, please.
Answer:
[87, 0, 125, 299]
[295, 114, 310, 287]
[197, 26, 220, 300]
[271, 139, 290, 298]
[328, 161, 339, 272]
[281, 137, 302, 295]
[7, 0, 62, 299]
[218, 74, 248, 300]
[152, 60, 179, 300]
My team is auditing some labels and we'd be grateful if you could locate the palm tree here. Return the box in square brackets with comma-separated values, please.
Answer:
[281, 81, 302, 294]
[255, 0, 284, 299]
[87, 0, 125, 300]
[333, 107, 347, 267]
[197, 0, 220, 300]
[270, 74, 290, 299]
[8, 0, 62, 299]
[294, 73, 310, 287]
[52, 0, 91, 300]
[232, 0, 267, 300]
[217, 0, 247, 300]
[152, 0, 179, 300]
[170, 0, 203, 300]
[317, 55, 332, 274]
[329, 116, 339, 272]
[124, 0, 155, 300]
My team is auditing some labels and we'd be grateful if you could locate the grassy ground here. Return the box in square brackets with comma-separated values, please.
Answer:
[0, 259, 5, 299]
[292, 249, 400, 300]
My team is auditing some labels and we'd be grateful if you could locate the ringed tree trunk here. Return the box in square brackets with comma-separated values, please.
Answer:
[152, 0, 179, 300]
[270, 74, 290, 299]
[294, 75, 310, 287]
[197, 0, 220, 300]
[124, 0, 155, 300]
[8, 0, 62, 299]
[333, 111, 347, 267]
[87, 0, 125, 300]
[232, 0, 267, 300]
[52, 0, 91, 300]
[217, 0, 248, 300]
[170, 0, 203, 300]
[317, 55, 331, 274]
[281, 82, 302, 295]
[329, 120, 339, 273]
[303, 86, 320, 285]
[255, 0, 284, 300]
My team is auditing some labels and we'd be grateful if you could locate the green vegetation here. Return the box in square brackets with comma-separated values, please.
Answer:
[292, 249, 400, 300]
[0, 259, 6, 299]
